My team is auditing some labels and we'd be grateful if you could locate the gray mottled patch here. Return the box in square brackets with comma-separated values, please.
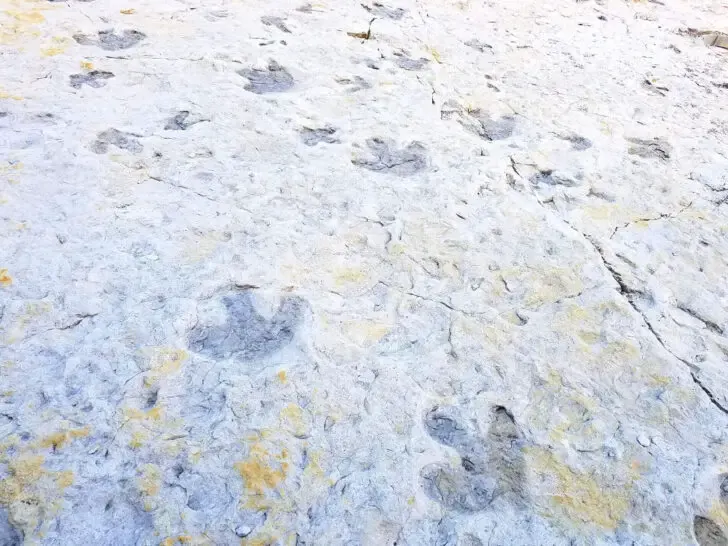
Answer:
[188, 290, 306, 361]
[694, 516, 728, 546]
[335, 75, 371, 92]
[362, 2, 406, 20]
[486, 406, 526, 502]
[0, 508, 22, 546]
[91, 129, 143, 154]
[464, 39, 492, 52]
[394, 52, 430, 71]
[300, 126, 339, 146]
[69, 70, 114, 89]
[420, 463, 494, 513]
[436, 519, 457, 546]
[73, 30, 146, 51]
[627, 137, 671, 160]
[261, 15, 291, 33]
[474, 112, 516, 141]
[352, 138, 428, 175]
[164, 111, 207, 131]
[460, 534, 483, 546]
[420, 405, 526, 512]
[425, 406, 471, 450]
[238, 61, 294, 94]
[530, 170, 579, 187]
[441, 101, 516, 141]
[558, 133, 592, 150]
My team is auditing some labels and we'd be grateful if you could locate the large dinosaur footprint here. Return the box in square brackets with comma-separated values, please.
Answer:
[420, 405, 526, 512]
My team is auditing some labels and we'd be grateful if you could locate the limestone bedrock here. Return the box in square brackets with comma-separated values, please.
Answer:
[1, 0, 728, 544]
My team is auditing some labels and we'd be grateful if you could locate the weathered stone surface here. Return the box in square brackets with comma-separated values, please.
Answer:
[1, 0, 728, 544]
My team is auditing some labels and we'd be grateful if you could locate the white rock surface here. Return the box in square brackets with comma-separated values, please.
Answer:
[1, 0, 728, 544]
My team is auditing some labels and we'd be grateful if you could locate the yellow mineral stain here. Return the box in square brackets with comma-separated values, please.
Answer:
[143, 347, 188, 387]
[708, 501, 728, 528]
[0, 269, 12, 287]
[601, 340, 640, 363]
[235, 443, 289, 497]
[527, 447, 638, 529]
[129, 430, 147, 449]
[428, 46, 442, 63]
[342, 320, 390, 344]
[41, 37, 70, 56]
[120, 8, 136, 14]
[0, 453, 75, 539]
[3, 300, 53, 344]
[276, 370, 287, 383]
[577, 330, 600, 345]
[4, 10, 45, 23]
[648, 374, 671, 386]
[55, 470, 74, 489]
[38, 426, 90, 451]
[160, 535, 210, 546]
[0, 89, 23, 101]
[138, 464, 161, 497]
[333, 267, 367, 286]
[151, 348, 188, 374]
[302, 450, 326, 481]
[124, 406, 164, 421]
[81, 60, 94, 70]
[524, 267, 584, 308]
[279, 404, 309, 438]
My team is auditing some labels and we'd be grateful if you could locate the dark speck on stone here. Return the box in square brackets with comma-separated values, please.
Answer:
[238, 61, 294, 94]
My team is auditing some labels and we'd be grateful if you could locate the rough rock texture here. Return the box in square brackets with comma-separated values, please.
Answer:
[1, 0, 728, 544]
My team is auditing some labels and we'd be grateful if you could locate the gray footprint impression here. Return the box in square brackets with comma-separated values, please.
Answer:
[420, 405, 526, 512]
[188, 290, 306, 361]
[91, 128, 142, 154]
[73, 29, 146, 51]
[69, 70, 114, 89]
[352, 137, 428, 175]
[238, 61, 294, 94]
